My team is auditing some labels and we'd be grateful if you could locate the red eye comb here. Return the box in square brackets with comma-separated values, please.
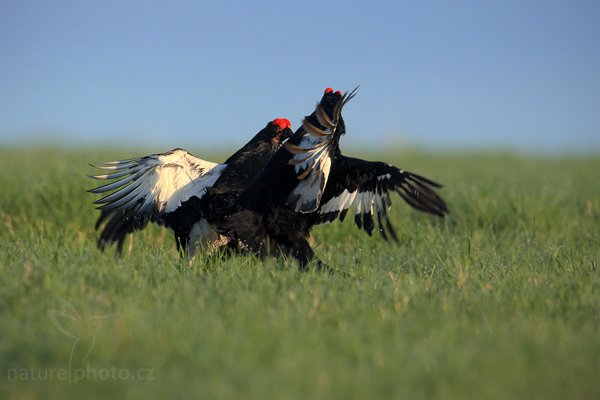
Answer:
[324, 87, 334, 94]
[272, 118, 291, 130]
[336, 90, 342, 96]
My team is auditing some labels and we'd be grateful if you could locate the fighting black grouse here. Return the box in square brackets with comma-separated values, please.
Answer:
[89, 118, 292, 256]
[217, 88, 448, 268]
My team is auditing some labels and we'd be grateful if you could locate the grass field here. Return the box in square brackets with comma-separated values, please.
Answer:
[1, 146, 599, 399]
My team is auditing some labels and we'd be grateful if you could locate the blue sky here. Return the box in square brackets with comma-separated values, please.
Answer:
[1, 0, 599, 152]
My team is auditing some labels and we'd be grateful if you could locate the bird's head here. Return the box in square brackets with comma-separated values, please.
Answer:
[309, 87, 358, 135]
[262, 117, 293, 148]
[320, 87, 343, 110]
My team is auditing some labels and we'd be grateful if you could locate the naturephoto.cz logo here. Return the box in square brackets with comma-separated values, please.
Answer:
[7, 365, 155, 383]
[7, 300, 155, 384]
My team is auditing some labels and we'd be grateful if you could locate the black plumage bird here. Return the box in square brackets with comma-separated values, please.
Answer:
[217, 88, 448, 269]
[88, 118, 293, 256]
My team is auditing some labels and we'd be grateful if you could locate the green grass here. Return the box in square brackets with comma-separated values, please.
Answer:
[1, 146, 599, 399]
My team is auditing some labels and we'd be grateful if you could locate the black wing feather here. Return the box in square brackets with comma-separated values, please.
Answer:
[316, 156, 447, 240]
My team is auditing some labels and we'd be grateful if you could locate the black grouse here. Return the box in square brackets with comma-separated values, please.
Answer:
[89, 118, 293, 256]
[217, 88, 448, 269]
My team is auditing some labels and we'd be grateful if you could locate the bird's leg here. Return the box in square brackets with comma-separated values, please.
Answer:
[290, 238, 313, 271]
[290, 239, 349, 276]
[292, 239, 331, 274]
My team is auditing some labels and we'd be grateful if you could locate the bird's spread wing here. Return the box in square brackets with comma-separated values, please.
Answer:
[316, 157, 448, 240]
[89, 148, 226, 251]
[285, 88, 357, 213]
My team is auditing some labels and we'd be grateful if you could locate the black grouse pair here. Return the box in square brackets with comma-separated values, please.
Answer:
[90, 88, 448, 269]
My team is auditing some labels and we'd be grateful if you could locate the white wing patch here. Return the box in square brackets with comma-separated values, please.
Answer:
[319, 189, 356, 215]
[319, 174, 392, 219]
[90, 148, 226, 216]
[320, 189, 388, 218]
[317, 172, 397, 240]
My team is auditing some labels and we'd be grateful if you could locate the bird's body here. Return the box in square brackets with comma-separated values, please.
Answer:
[89, 119, 292, 256]
[217, 88, 448, 269]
